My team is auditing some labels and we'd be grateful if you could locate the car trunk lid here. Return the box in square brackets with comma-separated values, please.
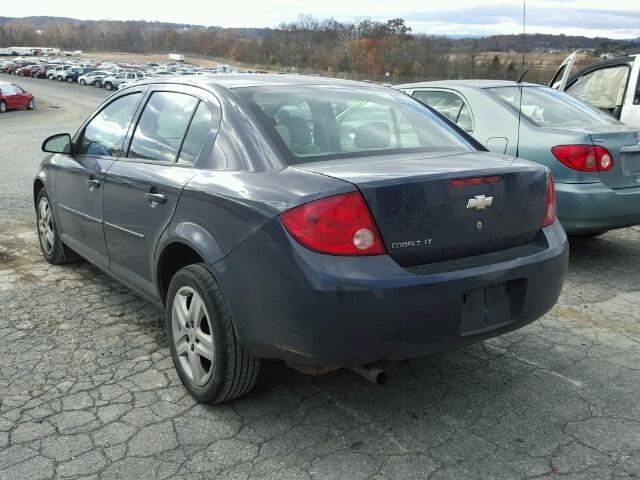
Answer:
[297, 152, 548, 267]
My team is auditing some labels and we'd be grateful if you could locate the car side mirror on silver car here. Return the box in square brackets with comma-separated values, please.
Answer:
[42, 133, 72, 154]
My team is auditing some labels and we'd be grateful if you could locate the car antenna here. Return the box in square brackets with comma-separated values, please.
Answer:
[515, 0, 526, 158]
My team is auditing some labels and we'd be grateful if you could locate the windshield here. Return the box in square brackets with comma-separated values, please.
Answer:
[487, 86, 619, 128]
[238, 85, 474, 164]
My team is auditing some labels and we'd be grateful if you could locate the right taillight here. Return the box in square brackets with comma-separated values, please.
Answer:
[551, 145, 614, 172]
[542, 173, 557, 227]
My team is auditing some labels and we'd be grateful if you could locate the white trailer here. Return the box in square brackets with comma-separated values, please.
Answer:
[8, 47, 61, 56]
[169, 53, 185, 62]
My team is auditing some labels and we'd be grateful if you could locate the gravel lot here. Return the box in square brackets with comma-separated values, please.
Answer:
[1, 74, 640, 480]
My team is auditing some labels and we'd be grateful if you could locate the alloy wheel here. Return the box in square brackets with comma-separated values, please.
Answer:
[38, 197, 55, 255]
[172, 286, 215, 386]
[0, 102, 6, 113]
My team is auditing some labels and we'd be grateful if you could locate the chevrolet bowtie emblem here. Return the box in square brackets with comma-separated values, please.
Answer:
[467, 195, 493, 210]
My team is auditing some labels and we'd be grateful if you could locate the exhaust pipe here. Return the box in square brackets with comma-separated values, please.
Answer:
[349, 365, 386, 385]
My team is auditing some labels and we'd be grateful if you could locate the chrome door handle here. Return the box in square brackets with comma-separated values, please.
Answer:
[87, 178, 101, 189]
[145, 192, 167, 205]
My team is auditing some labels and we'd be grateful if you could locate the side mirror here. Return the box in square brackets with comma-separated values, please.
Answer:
[42, 133, 72, 154]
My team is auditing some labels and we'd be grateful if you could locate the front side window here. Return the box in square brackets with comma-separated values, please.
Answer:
[78, 93, 142, 156]
[566, 66, 630, 112]
[11, 84, 24, 93]
[488, 86, 619, 128]
[128, 91, 199, 162]
[413, 90, 474, 133]
[238, 85, 473, 164]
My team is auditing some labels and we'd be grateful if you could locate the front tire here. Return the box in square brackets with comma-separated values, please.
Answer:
[67, 76, 74, 83]
[35, 189, 79, 265]
[166, 264, 260, 404]
[27, 99, 35, 110]
[79, 79, 86, 85]
[104, 82, 113, 90]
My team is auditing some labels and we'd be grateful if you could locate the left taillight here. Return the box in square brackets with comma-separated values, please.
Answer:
[280, 192, 386, 256]
[542, 173, 557, 227]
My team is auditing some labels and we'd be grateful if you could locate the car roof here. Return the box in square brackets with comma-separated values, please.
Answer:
[126, 74, 380, 92]
[395, 79, 540, 90]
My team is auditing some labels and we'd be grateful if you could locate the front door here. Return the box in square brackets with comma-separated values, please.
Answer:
[549, 51, 577, 90]
[621, 56, 640, 129]
[103, 88, 213, 299]
[56, 91, 144, 269]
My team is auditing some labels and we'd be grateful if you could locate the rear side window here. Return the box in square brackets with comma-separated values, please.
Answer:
[128, 91, 199, 162]
[178, 103, 213, 165]
[78, 93, 142, 156]
[413, 90, 474, 133]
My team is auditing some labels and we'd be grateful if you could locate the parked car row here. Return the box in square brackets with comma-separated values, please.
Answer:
[1, 56, 235, 91]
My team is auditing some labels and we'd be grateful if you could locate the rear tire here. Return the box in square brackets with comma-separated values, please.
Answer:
[166, 264, 260, 404]
[93, 80, 101, 87]
[0, 101, 6, 113]
[67, 76, 73, 83]
[35, 189, 80, 265]
[48, 74, 54, 80]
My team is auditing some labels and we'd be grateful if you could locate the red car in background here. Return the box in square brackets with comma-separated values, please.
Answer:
[0, 82, 35, 113]
[17, 65, 42, 77]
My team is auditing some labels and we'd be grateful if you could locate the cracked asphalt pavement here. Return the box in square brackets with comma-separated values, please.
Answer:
[1, 74, 640, 479]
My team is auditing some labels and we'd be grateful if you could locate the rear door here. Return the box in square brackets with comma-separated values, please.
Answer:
[0, 84, 18, 108]
[549, 51, 577, 90]
[56, 90, 145, 269]
[102, 85, 220, 298]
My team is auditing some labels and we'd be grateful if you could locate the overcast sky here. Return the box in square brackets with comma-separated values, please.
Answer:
[4, 0, 639, 39]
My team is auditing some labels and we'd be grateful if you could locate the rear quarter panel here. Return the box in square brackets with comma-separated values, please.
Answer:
[157, 167, 355, 269]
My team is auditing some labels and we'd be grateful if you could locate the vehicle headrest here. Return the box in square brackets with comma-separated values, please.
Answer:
[277, 117, 312, 147]
[354, 122, 390, 149]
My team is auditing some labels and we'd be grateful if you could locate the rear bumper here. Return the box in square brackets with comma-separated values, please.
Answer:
[213, 219, 568, 367]
[556, 182, 640, 233]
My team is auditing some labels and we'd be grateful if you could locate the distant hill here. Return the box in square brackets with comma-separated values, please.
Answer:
[0, 15, 636, 50]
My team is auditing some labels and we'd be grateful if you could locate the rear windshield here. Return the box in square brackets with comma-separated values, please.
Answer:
[487, 86, 619, 128]
[237, 85, 474, 164]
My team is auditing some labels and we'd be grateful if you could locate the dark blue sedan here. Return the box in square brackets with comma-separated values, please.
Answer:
[35, 75, 568, 403]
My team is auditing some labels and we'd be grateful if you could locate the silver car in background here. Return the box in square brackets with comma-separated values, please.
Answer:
[78, 71, 111, 87]
[102, 71, 146, 90]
